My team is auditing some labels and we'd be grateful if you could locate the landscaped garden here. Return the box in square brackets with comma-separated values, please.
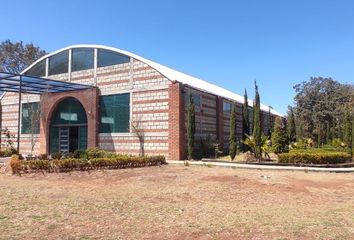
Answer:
[0, 164, 353, 239]
[184, 78, 353, 168]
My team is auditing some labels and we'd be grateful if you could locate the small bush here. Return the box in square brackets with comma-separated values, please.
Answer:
[51, 152, 62, 160]
[0, 148, 18, 157]
[278, 152, 351, 164]
[86, 147, 105, 159]
[73, 150, 87, 159]
[38, 154, 48, 160]
[10, 154, 21, 174]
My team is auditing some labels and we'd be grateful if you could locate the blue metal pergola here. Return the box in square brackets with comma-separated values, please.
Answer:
[0, 71, 95, 152]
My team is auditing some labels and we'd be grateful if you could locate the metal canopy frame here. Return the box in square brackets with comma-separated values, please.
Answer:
[0, 72, 93, 94]
[0, 71, 95, 153]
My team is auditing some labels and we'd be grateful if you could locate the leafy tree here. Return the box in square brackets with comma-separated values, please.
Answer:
[242, 89, 250, 152]
[0, 40, 46, 97]
[229, 104, 237, 160]
[0, 40, 46, 73]
[187, 91, 196, 160]
[253, 81, 262, 159]
[271, 116, 289, 154]
[293, 77, 354, 144]
[287, 106, 296, 143]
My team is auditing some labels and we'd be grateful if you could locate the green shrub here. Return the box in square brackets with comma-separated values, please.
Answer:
[0, 148, 18, 157]
[51, 152, 62, 160]
[73, 150, 88, 159]
[278, 152, 351, 164]
[86, 147, 105, 159]
[38, 154, 48, 160]
[290, 148, 347, 153]
[290, 138, 313, 149]
[329, 138, 347, 148]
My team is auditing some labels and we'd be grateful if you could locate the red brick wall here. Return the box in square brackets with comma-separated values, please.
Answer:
[168, 82, 186, 160]
[216, 96, 224, 149]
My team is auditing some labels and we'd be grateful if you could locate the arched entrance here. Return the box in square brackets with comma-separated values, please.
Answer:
[49, 97, 88, 153]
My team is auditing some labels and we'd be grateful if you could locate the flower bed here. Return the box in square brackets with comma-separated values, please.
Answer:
[10, 154, 166, 174]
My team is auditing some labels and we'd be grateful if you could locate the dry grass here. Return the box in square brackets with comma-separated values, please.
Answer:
[0, 164, 353, 240]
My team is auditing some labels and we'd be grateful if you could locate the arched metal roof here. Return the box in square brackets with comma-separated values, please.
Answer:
[22, 44, 282, 116]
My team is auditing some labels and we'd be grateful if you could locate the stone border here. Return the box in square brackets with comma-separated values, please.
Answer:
[167, 160, 354, 173]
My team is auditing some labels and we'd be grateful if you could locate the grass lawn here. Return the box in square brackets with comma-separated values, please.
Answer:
[0, 164, 353, 239]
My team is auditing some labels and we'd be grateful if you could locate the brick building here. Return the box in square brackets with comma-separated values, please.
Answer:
[0, 45, 282, 159]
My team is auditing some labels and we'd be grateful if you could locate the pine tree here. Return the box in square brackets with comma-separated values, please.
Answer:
[187, 91, 196, 160]
[242, 89, 250, 152]
[272, 116, 289, 153]
[229, 104, 237, 160]
[253, 81, 262, 160]
[288, 107, 296, 143]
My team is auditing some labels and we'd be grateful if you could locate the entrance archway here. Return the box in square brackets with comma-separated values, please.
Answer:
[49, 97, 87, 153]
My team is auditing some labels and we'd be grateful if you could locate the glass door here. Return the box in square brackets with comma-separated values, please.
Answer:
[59, 127, 69, 153]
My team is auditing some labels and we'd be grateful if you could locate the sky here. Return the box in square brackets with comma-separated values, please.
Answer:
[1, 0, 354, 115]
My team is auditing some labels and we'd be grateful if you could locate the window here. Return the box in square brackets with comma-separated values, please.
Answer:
[98, 49, 130, 68]
[51, 98, 87, 125]
[72, 48, 94, 72]
[184, 91, 201, 107]
[223, 102, 232, 113]
[48, 50, 69, 75]
[192, 93, 201, 107]
[99, 93, 130, 133]
[21, 102, 40, 134]
[25, 59, 46, 77]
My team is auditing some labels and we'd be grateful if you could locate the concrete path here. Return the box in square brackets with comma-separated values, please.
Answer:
[167, 160, 354, 173]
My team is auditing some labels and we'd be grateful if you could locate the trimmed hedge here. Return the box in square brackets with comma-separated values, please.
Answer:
[290, 147, 348, 153]
[10, 155, 166, 174]
[278, 152, 351, 164]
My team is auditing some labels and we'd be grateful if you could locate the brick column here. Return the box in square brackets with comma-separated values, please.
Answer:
[216, 96, 224, 149]
[39, 88, 99, 154]
[168, 82, 186, 160]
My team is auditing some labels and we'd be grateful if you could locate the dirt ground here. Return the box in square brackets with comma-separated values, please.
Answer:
[0, 164, 353, 240]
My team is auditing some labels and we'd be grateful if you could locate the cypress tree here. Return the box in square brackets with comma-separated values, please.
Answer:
[272, 116, 289, 153]
[242, 89, 250, 152]
[229, 104, 237, 160]
[268, 106, 273, 137]
[253, 81, 262, 160]
[288, 107, 296, 143]
[187, 91, 196, 160]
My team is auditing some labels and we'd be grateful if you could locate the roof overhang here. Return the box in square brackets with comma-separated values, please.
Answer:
[0, 71, 94, 95]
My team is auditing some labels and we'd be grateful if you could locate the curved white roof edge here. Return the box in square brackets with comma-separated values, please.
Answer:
[21, 44, 283, 116]
[0, 92, 5, 100]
